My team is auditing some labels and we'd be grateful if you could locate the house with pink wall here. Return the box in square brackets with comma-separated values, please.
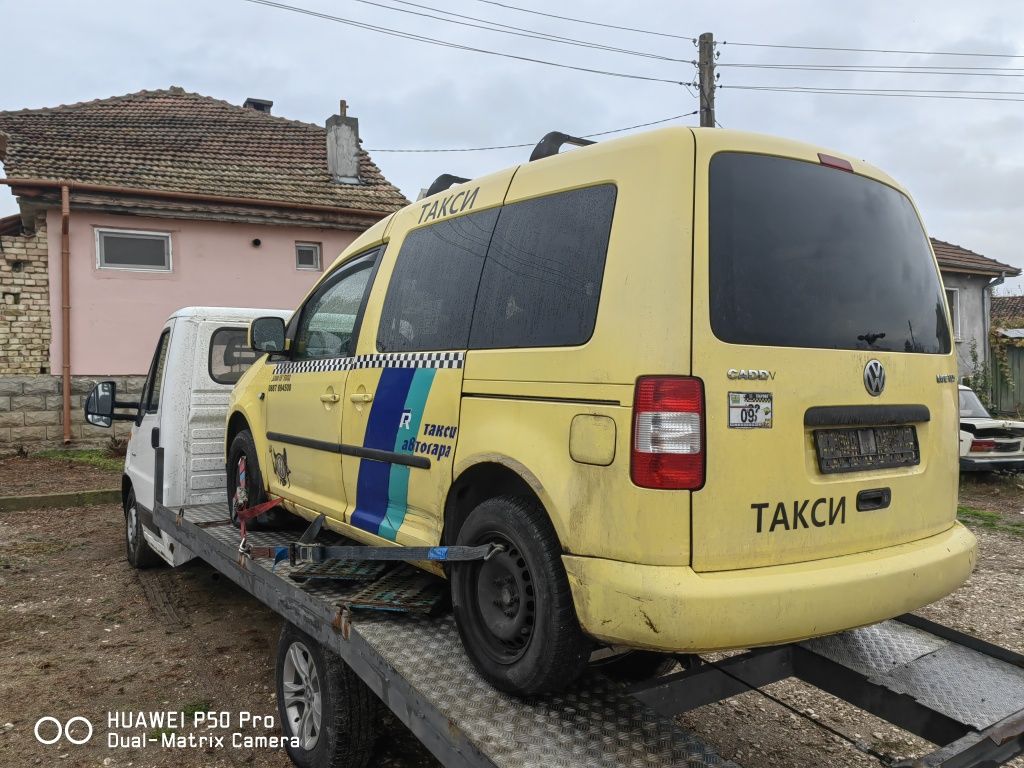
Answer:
[0, 87, 407, 448]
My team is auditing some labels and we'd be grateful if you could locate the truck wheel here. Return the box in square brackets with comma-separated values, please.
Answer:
[227, 430, 280, 528]
[451, 495, 591, 695]
[125, 488, 161, 569]
[276, 623, 380, 768]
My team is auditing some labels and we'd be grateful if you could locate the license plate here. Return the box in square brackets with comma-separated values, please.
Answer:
[813, 425, 919, 474]
[728, 392, 773, 429]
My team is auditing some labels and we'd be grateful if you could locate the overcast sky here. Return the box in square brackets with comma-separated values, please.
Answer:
[1, 0, 1022, 290]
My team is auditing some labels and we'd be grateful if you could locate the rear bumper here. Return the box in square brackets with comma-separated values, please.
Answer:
[960, 455, 1024, 472]
[563, 522, 976, 652]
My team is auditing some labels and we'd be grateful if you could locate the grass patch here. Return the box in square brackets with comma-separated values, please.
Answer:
[34, 449, 122, 473]
[182, 699, 213, 719]
[958, 505, 1024, 538]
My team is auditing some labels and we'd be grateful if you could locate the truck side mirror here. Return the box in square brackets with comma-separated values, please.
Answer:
[84, 381, 140, 427]
[249, 316, 287, 354]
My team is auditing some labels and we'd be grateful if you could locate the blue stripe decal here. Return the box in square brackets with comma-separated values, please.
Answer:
[351, 368, 416, 534]
[427, 546, 448, 561]
[378, 368, 436, 541]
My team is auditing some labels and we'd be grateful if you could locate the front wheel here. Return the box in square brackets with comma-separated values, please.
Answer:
[227, 429, 281, 528]
[125, 488, 161, 569]
[451, 495, 591, 695]
[275, 623, 380, 768]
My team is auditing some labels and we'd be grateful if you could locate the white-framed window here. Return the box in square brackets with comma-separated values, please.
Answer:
[295, 242, 322, 271]
[96, 228, 172, 272]
[945, 287, 961, 341]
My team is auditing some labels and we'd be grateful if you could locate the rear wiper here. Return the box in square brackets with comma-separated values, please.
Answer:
[857, 331, 886, 346]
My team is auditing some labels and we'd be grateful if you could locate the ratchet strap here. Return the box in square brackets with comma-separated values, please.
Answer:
[240, 512, 500, 566]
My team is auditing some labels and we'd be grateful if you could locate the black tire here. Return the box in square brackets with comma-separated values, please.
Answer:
[451, 495, 591, 695]
[227, 429, 282, 528]
[593, 651, 678, 683]
[125, 487, 161, 569]
[276, 623, 380, 768]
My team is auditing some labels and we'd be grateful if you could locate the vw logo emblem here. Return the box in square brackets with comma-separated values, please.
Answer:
[864, 359, 886, 397]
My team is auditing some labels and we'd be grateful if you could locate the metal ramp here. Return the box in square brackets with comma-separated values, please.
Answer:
[156, 502, 1024, 768]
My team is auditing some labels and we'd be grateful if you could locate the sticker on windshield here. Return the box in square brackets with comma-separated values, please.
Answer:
[729, 392, 773, 429]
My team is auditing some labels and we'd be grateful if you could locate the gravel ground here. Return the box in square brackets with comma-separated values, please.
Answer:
[0, 503, 435, 768]
[0, 455, 121, 496]
[0, 464, 1021, 768]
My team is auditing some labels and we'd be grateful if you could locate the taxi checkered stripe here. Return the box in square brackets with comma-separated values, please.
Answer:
[274, 351, 464, 375]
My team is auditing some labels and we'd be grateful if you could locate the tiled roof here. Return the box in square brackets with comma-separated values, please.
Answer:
[931, 238, 1019, 277]
[0, 87, 408, 214]
[0, 214, 20, 236]
[991, 296, 1024, 329]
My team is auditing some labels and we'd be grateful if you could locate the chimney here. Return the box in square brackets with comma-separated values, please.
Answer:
[326, 100, 360, 184]
[243, 97, 273, 114]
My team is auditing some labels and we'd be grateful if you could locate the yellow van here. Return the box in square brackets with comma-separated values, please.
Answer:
[227, 127, 976, 695]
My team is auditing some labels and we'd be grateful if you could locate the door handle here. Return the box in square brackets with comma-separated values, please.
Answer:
[320, 392, 341, 404]
[350, 392, 374, 403]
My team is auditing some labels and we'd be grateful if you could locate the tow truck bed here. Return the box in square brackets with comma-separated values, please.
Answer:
[154, 501, 1024, 768]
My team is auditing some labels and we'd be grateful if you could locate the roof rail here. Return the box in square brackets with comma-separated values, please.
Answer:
[529, 132, 595, 162]
[425, 174, 470, 197]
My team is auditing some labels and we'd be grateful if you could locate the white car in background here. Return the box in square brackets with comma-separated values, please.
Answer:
[959, 385, 1024, 472]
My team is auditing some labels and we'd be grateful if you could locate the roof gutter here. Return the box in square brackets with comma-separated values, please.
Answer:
[0, 178, 393, 220]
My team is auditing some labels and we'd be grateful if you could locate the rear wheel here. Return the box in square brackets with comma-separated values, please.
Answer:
[451, 495, 591, 695]
[227, 429, 281, 528]
[125, 488, 161, 569]
[275, 623, 380, 768]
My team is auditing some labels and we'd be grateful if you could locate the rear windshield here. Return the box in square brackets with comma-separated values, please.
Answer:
[709, 152, 951, 354]
[959, 389, 991, 419]
[209, 327, 259, 385]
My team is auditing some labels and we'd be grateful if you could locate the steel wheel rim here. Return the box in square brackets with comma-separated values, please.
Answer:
[126, 504, 138, 549]
[282, 641, 322, 751]
[468, 531, 536, 664]
[232, 456, 248, 521]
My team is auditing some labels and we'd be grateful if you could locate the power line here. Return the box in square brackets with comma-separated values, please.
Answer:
[469, 0, 694, 41]
[718, 63, 1024, 78]
[722, 84, 1024, 103]
[722, 40, 1024, 59]
[370, 0, 688, 62]
[240, 0, 686, 85]
[731, 85, 1024, 95]
[721, 62, 1024, 72]
[367, 112, 697, 152]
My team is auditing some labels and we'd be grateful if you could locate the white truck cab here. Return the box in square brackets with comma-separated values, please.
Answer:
[85, 306, 290, 567]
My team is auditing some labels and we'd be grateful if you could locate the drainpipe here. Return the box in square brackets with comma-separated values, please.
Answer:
[985, 272, 1006, 412]
[60, 184, 71, 445]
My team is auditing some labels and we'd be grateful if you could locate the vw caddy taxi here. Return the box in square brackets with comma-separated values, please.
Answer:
[227, 127, 976, 695]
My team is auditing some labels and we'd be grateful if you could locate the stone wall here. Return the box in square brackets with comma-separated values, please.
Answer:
[0, 215, 51, 375]
[0, 374, 145, 453]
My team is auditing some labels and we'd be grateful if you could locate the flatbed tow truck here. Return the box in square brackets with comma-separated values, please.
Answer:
[88, 309, 1024, 768]
[152, 487, 1024, 768]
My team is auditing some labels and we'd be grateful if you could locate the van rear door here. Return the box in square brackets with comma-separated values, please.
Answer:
[690, 139, 959, 572]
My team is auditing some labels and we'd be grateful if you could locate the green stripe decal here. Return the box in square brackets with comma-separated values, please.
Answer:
[378, 367, 436, 540]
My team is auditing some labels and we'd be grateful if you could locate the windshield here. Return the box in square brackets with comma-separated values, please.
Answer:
[709, 152, 951, 354]
[959, 389, 991, 419]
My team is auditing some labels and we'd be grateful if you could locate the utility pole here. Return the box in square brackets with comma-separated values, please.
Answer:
[698, 31, 716, 127]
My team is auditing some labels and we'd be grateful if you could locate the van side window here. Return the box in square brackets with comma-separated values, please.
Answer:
[293, 261, 374, 360]
[377, 208, 499, 353]
[469, 184, 616, 350]
[141, 329, 171, 415]
[209, 327, 260, 385]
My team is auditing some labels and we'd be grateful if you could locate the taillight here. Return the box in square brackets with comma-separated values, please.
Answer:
[970, 439, 997, 453]
[631, 376, 705, 490]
